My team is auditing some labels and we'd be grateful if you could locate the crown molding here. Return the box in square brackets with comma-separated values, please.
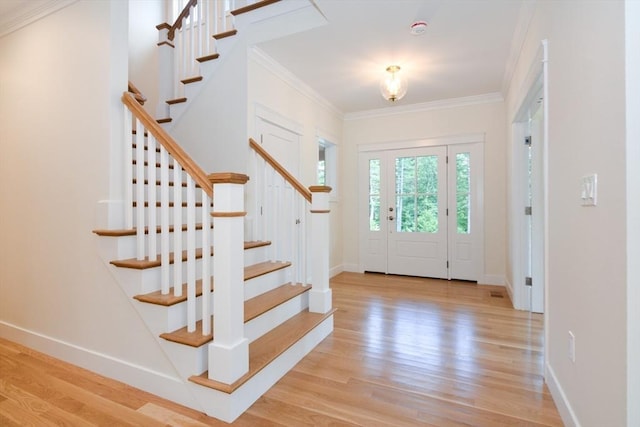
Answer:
[500, 0, 537, 96]
[0, 0, 78, 38]
[344, 92, 504, 121]
[249, 46, 344, 117]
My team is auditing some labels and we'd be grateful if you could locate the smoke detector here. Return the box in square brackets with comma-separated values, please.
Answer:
[410, 21, 428, 36]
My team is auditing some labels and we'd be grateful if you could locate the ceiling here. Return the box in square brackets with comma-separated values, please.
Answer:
[0, 0, 527, 115]
[257, 0, 526, 114]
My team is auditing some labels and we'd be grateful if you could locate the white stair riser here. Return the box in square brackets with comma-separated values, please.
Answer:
[112, 245, 272, 296]
[135, 292, 214, 334]
[132, 184, 209, 202]
[245, 291, 309, 343]
[187, 315, 334, 423]
[244, 266, 291, 300]
[109, 229, 210, 260]
[132, 207, 210, 227]
[160, 339, 208, 380]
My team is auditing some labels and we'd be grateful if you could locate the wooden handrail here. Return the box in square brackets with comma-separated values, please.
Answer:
[249, 138, 312, 203]
[122, 91, 212, 198]
[127, 81, 147, 105]
[168, 0, 198, 41]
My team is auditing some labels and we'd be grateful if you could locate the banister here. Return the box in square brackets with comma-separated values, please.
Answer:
[249, 138, 312, 203]
[127, 81, 147, 105]
[168, 0, 198, 41]
[122, 91, 212, 198]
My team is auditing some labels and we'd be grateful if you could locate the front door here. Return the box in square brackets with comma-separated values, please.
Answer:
[360, 144, 482, 280]
[360, 147, 448, 278]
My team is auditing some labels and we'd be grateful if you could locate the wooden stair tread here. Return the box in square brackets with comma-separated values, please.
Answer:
[166, 97, 187, 105]
[132, 201, 209, 208]
[181, 76, 203, 85]
[158, 282, 310, 346]
[160, 318, 213, 347]
[93, 223, 211, 237]
[132, 178, 188, 187]
[189, 309, 335, 393]
[213, 29, 237, 40]
[157, 117, 172, 124]
[196, 53, 219, 63]
[110, 241, 270, 269]
[132, 160, 178, 169]
[230, 0, 280, 16]
[135, 278, 208, 306]
[132, 261, 289, 308]
[245, 260, 291, 280]
[245, 283, 309, 322]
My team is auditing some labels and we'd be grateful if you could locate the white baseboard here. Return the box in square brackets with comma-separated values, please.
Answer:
[341, 263, 360, 273]
[0, 321, 198, 411]
[546, 363, 580, 427]
[504, 276, 515, 306]
[329, 264, 343, 278]
[478, 274, 505, 286]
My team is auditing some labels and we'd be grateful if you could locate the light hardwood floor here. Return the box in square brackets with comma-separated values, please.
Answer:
[0, 272, 562, 426]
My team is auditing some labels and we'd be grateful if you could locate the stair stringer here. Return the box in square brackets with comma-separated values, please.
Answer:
[187, 314, 333, 423]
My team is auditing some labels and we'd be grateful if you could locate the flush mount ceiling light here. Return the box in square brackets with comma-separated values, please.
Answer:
[380, 65, 408, 102]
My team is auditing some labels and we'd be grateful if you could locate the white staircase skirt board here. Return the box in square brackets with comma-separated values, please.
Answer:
[188, 315, 334, 423]
[245, 292, 309, 343]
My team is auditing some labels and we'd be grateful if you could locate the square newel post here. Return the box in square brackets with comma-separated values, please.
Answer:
[156, 22, 174, 119]
[208, 173, 249, 384]
[309, 186, 332, 314]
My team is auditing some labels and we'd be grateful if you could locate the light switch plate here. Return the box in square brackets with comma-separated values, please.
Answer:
[581, 174, 597, 206]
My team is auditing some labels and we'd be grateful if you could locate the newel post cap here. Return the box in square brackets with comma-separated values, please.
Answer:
[208, 172, 250, 185]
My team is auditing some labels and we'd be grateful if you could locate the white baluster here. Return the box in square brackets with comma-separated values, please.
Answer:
[186, 175, 196, 332]
[147, 135, 157, 261]
[188, 6, 195, 77]
[160, 147, 170, 294]
[173, 159, 183, 296]
[135, 119, 146, 261]
[182, 16, 188, 81]
[201, 191, 212, 335]
[174, 28, 182, 97]
[124, 106, 133, 229]
[301, 198, 308, 285]
[203, 0, 210, 54]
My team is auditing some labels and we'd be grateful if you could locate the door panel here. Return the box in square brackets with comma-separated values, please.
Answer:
[448, 144, 481, 281]
[387, 147, 447, 278]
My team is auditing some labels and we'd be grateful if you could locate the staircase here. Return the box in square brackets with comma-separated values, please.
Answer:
[92, 2, 334, 421]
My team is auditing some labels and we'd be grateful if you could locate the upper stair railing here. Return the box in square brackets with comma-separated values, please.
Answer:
[156, 0, 273, 119]
[122, 91, 214, 336]
[249, 138, 333, 314]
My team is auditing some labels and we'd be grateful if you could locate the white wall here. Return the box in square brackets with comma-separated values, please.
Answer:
[170, 34, 249, 174]
[248, 51, 344, 273]
[128, 0, 163, 115]
[505, 2, 629, 425]
[342, 100, 507, 282]
[0, 0, 187, 405]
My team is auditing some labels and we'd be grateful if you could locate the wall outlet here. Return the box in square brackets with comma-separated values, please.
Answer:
[568, 331, 576, 363]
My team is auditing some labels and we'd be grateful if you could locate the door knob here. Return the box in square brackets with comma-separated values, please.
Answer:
[388, 216, 394, 221]
[389, 207, 394, 212]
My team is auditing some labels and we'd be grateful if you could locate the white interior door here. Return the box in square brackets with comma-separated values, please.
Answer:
[529, 102, 545, 313]
[256, 118, 301, 279]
